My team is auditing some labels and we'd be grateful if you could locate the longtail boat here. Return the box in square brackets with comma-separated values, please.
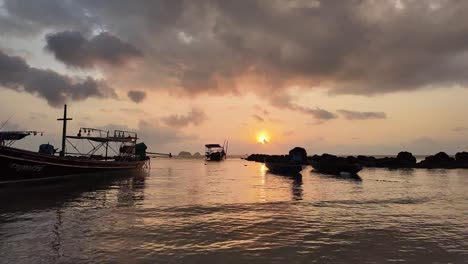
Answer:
[0, 105, 149, 184]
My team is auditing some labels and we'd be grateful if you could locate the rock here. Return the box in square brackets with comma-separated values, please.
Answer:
[246, 154, 288, 163]
[178, 151, 192, 156]
[418, 152, 456, 168]
[357, 155, 377, 167]
[319, 153, 339, 162]
[193, 152, 201, 156]
[397, 151, 416, 163]
[375, 157, 399, 168]
[455, 152, 468, 162]
[455, 152, 468, 168]
[250, 150, 468, 169]
[289, 147, 307, 163]
[396, 151, 417, 167]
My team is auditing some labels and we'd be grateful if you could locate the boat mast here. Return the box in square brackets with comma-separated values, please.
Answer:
[57, 104, 72, 157]
[105, 130, 109, 160]
[225, 140, 228, 159]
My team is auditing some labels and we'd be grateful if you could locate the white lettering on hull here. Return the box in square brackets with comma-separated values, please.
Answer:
[10, 163, 45, 172]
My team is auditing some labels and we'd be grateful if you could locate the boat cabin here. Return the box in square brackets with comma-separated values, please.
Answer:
[205, 142, 228, 161]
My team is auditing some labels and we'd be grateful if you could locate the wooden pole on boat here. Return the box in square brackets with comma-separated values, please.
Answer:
[105, 130, 109, 160]
[57, 104, 72, 157]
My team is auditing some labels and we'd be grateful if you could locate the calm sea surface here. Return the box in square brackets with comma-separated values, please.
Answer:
[0, 158, 467, 263]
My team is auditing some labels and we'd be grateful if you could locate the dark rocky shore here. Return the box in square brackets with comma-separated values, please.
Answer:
[246, 151, 468, 169]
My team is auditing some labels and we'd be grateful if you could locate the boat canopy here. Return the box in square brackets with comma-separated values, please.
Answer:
[67, 128, 138, 143]
[0, 131, 34, 141]
[67, 135, 136, 143]
[205, 144, 222, 148]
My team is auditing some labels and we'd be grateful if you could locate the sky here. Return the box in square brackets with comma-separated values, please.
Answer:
[0, 0, 467, 155]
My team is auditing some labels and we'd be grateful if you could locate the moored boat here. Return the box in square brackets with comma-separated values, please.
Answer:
[264, 147, 308, 175]
[265, 161, 304, 174]
[0, 105, 149, 184]
[205, 141, 228, 161]
[309, 160, 362, 175]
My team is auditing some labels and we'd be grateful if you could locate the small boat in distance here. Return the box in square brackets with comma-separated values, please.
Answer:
[205, 141, 228, 161]
[264, 147, 308, 175]
[309, 160, 362, 175]
[0, 105, 149, 184]
[264, 160, 304, 174]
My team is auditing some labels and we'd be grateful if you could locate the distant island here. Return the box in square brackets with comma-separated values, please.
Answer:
[178, 151, 192, 156]
[177, 151, 204, 158]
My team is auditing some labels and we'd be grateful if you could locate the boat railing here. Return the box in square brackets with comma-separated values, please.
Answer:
[113, 130, 137, 143]
[65, 128, 140, 161]
[76, 127, 108, 138]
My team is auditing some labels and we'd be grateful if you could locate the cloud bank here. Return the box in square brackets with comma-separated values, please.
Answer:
[2, 0, 468, 115]
[2, 0, 468, 97]
[127, 90, 146, 103]
[338, 110, 387, 120]
[161, 108, 208, 128]
[45, 31, 142, 68]
[0, 50, 116, 107]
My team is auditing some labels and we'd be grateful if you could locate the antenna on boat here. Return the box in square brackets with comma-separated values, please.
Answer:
[0, 114, 14, 131]
[225, 140, 229, 159]
[57, 104, 73, 157]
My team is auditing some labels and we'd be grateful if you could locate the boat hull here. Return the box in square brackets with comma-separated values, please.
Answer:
[205, 152, 225, 161]
[265, 162, 303, 174]
[0, 146, 147, 183]
[310, 161, 362, 175]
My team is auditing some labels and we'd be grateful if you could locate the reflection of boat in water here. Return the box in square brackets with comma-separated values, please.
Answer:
[0, 105, 149, 184]
[265, 161, 304, 174]
[205, 141, 228, 161]
[0, 170, 147, 212]
[265, 171, 303, 200]
[310, 160, 362, 175]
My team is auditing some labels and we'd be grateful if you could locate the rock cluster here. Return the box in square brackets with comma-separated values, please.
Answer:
[247, 150, 468, 169]
[246, 154, 288, 163]
[418, 151, 468, 169]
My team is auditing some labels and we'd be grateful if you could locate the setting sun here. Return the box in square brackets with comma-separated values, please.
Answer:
[257, 132, 270, 144]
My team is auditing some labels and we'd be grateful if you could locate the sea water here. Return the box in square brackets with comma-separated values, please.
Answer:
[0, 158, 467, 263]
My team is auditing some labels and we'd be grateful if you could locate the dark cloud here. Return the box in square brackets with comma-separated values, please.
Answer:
[269, 94, 337, 121]
[0, 50, 116, 107]
[4, 0, 468, 102]
[127, 90, 146, 103]
[252, 114, 264, 122]
[4, 0, 97, 35]
[161, 108, 208, 128]
[45, 31, 142, 68]
[299, 107, 337, 121]
[338, 110, 387, 120]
